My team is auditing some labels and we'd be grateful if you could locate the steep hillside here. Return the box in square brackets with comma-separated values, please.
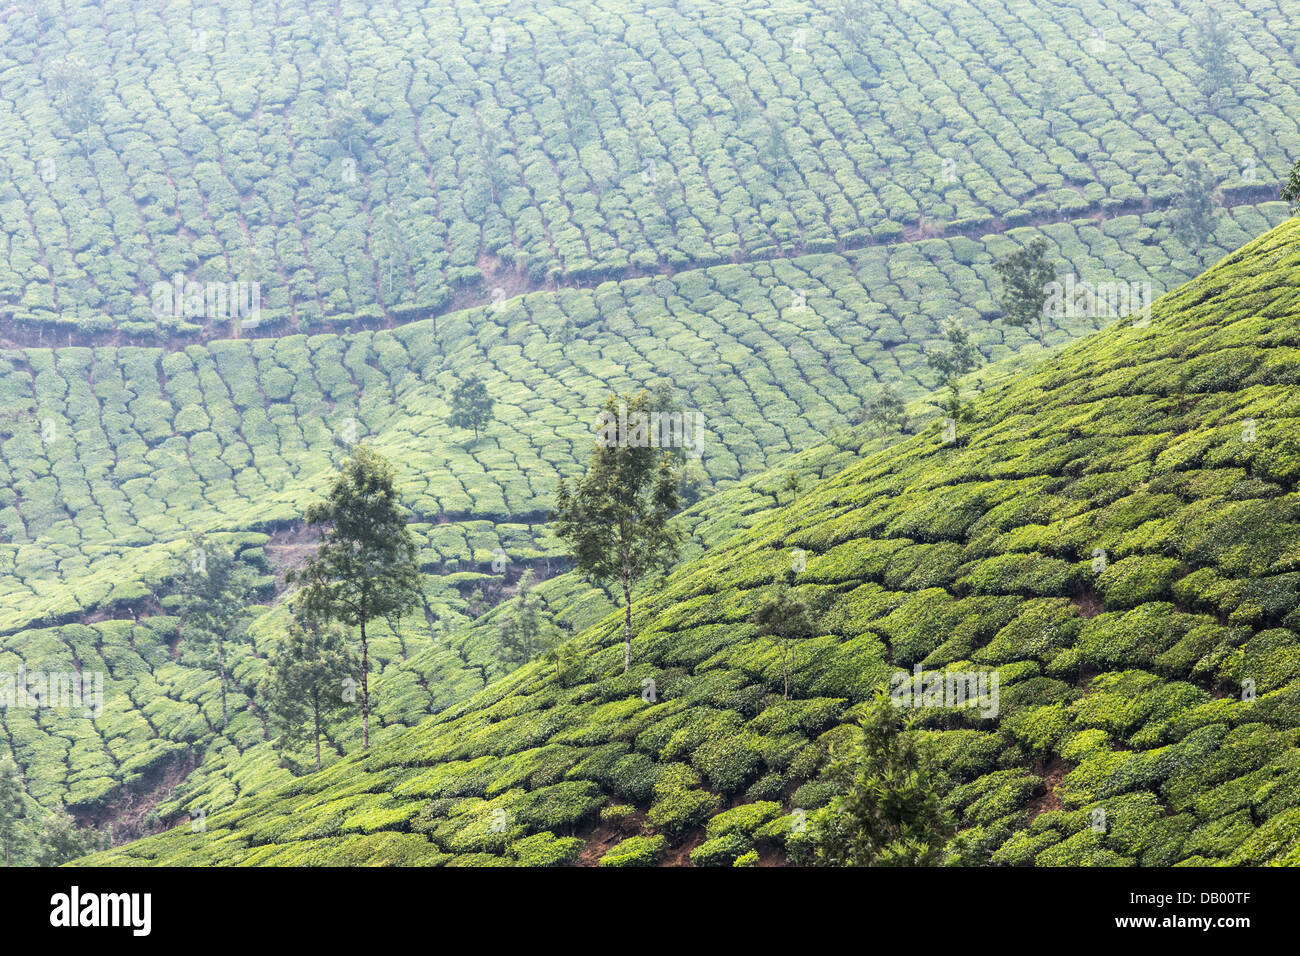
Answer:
[122, 363, 953, 822]
[13, 196, 1283, 824]
[0, 0, 1293, 342]
[12, 208, 1279, 636]
[82, 218, 1300, 866]
[3, 0, 1297, 860]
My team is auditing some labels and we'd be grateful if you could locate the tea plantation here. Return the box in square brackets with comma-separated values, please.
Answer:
[0, 0, 1296, 866]
[79, 217, 1300, 866]
[0, 0, 1295, 341]
[3, 203, 1286, 630]
[3, 189, 1289, 825]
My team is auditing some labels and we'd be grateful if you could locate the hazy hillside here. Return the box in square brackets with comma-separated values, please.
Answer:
[0, 0, 1295, 874]
[7, 204, 1286, 824]
[0, 0, 1293, 342]
[80, 218, 1300, 866]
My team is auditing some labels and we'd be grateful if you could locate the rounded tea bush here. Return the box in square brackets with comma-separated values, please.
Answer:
[598, 835, 666, 867]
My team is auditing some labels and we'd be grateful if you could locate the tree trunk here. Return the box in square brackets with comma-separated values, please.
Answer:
[217, 637, 228, 727]
[314, 705, 322, 772]
[360, 616, 370, 750]
[783, 642, 789, 700]
[622, 574, 633, 674]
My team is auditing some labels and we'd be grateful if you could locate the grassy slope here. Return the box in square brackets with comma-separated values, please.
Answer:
[83, 218, 1300, 866]
[0, 0, 1294, 340]
[10, 199, 1287, 821]
[3, 0, 1296, 843]
[12, 208, 1285, 635]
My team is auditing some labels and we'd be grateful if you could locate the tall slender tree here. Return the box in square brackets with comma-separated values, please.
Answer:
[1282, 156, 1300, 211]
[34, 811, 101, 866]
[497, 568, 548, 667]
[993, 237, 1057, 346]
[925, 319, 983, 423]
[750, 575, 814, 699]
[552, 391, 683, 673]
[852, 383, 909, 450]
[261, 609, 356, 771]
[291, 445, 421, 749]
[781, 472, 803, 504]
[1191, 5, 1238, 111]
[177, 536, 258, 729]
[0, 758, 25, 867]
[46, 56, 104, 149]
[448, 373, 495, 442]
[326, 89, 366, 156]
[1170, 157, 1222, 259]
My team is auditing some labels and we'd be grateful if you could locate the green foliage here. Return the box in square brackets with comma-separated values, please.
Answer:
[647, 764, 721, 835]
[0, 759, 25, 866]
[509, 831, 584, 866]
[994, 237, 1057, 346]
[447, 374, 495, 442]
[1283, 158, 1300, 211]
[291, 445, 422, 749]
[1170, 158, 1222, 257]
[810, 696, 954, 866]
[706, 801, 781, 839]
[0, 0, 1287, 346]
[32, 811, 102, 866]
[46, 56, 105, 137]
[497, 570, 557, 668]
[178, 536, 260, 728]
[690, 832, 752, 866]
[925, 320, 983, 422]
[553, 391, 683, 672]
[851, 384, 910, 451]
[750, 579, 815, 699]
[261, 611, 357, 772]
[1190, 5, 1240, 109]
[11, 0, 1300, 872]
[598, 834, 665, 867]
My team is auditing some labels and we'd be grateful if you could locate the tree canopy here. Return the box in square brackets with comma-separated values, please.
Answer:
[291, 445, 421, 749]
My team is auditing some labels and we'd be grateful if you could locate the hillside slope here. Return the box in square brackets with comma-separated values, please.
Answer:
[0, 0, 1294, 342]
[15, 195, 1283, 825]
[4, 0, 1297, 840]
[7, 207, 1285, 638]
[82, 218, 1300, 866]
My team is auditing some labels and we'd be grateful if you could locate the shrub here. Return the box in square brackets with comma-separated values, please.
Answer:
[598, 835, 666, 867]
[1096, 556, 1183, 609]
[509, 832, 584, 866]
[648, 787, 722, 835]
[510, 781, 606, 832]
[599, 804, 636, 826]
[690, 832, 753, 866]
[691, 734, 762, 794]
[607, 753, 663, 803]
[706, 801, 781, 839]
